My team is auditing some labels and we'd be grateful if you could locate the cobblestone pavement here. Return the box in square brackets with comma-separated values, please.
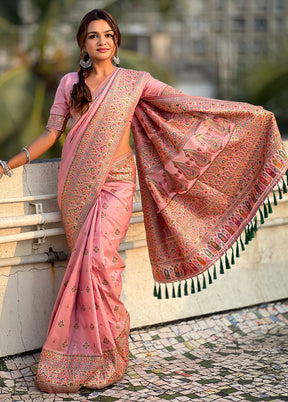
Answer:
[0, 300, 288, 401]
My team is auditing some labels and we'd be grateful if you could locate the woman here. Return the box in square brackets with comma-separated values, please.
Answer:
[0, 9, 287, 393]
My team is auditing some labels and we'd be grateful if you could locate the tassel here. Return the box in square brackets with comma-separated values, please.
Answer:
[250, 223, 255, 239]
[158, 284, 162, 300]
[245, 227, 249, 245]
[202, 273, 207, 289]
[231, 246, 235, 265]
[213, 264, 217, 280]
[278, 184, 283, 200]
[225, 253, 231, 269]
[267, 196, 272, 214]
[236, 240, 240, 258]
[208, 269, 213, 284]
[220, 258, 224, 274]
[165, 284, 169, 299]
[191, 278, 195, 294]
[153, 282, 158, 298]
[272, 190, 278, 206]
[172, 283, 176, 298]
[184, 280, 188, 296]
[282, 177, 287, 193]
[240, 235, 245, 251]
[253, 216, 258, 232]
[197, 276, 201, 292]
[259, 207, 265, 224]
[177, 282, 182, 298]
[263, 202, 268, 218]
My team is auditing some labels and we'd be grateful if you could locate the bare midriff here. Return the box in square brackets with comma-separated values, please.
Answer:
[114, 123, 132, 159]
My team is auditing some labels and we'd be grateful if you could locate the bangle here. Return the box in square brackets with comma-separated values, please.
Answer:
[0, 160, 13, 177]
[22, 147, 31, 164]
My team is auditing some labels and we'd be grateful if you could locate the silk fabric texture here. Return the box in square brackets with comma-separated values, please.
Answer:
[35, 68, 288, 392]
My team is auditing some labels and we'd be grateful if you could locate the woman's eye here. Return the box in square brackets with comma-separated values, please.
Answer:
[106, 33, 114, 38]
[88, 34, 97, 39]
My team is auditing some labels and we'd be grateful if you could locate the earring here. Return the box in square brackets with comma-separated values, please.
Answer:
[112, 55, 120, 66]
[79, 52, 92, 69]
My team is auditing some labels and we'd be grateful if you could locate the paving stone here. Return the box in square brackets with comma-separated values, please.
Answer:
[1, 300, 288, 401]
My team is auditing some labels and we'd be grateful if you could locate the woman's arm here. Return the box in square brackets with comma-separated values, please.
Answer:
[0, 127, 62, 175]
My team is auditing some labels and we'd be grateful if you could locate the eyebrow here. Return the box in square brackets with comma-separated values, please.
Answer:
[87, 30, 114, 34]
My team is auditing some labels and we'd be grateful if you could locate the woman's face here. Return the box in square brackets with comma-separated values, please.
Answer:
[84, 19, 116, 64]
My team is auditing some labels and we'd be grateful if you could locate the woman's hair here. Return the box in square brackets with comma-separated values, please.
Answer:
[70, 9, 121, 113]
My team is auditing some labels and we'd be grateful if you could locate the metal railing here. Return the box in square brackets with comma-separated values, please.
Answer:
[0, 190, 146, 268]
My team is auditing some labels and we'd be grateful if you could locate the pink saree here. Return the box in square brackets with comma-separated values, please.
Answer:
[35, 68, 288, 392]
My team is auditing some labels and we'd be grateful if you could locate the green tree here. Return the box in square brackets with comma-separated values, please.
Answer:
[0, 0, 174, 160]
[236, 44, 288, 135]
[0, 0, 78, 160]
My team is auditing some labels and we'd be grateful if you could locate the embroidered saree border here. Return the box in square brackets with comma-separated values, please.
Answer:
[35, 318, 129, 393]
[47, 114, 68, 132]
[60, 69, 147, 249]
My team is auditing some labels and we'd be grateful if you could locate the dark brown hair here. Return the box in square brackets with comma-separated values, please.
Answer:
[70, 9, 121, 113]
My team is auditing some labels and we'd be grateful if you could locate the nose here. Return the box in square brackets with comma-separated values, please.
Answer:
[98, 34, 107, 45]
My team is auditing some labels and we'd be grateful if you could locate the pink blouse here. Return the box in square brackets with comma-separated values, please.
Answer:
[46, 69, 167, 133]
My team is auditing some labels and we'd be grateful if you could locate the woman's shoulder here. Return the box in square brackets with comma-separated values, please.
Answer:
[60, 72, 79, 85]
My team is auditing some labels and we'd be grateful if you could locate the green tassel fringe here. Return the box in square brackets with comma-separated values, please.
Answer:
[177, 282, 182, 298]
[158, 284, 162, 300]
[253, 216, 258, 232]
[220, 258, 224, 274]
[278, 184, 283, 199]
[165, 284, 169, 299]
[172, 283, 176, 298]
[153, 282, 158, 298]
[184, 280, 188, 296]
[240, 236, 245, 251]
[202, 274, 207, 289]
[197, 276, 201, 292]
[213, 264, 217, 280]
[263, 202, 268, 218]
[225, 253, 231, 269]
[267, 196, 272, 214]
[231, 246, 235, 265]
[236, 240, 240, 258]
[191, 278, 195, 294]
[272, 190, 278, 206]
[154, 170, 288, 299]
[282, 178, 287, 193]
[259, 207, 265, 224]
[208, 270, 213, 284]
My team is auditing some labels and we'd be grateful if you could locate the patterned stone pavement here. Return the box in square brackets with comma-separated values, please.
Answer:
[0, 300, 288, 402]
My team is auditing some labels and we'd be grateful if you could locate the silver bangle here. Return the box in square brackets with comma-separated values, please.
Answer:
[0, 160, 13, 177]
[22, 147, 31, 164]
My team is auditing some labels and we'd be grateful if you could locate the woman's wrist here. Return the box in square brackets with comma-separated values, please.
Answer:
[0, 160, 13, 177]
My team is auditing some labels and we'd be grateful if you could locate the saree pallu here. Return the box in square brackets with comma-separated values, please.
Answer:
[35, 151, 136, 392]
[131, 84, 288, 286]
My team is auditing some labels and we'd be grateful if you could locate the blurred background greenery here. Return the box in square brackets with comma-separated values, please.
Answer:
[0, 0, 287, 160]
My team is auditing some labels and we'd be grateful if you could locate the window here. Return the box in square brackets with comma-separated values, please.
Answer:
[254, 18, 267, 32]
[213, 0, 224, 10]
[253, 39, 266, 54]
[274, 0, 284, 11]
[193, 39, 206, 55]
[232, 18, 245, 32]
[232, 0, 246, 10]
[255, 0, 267, 9]
[214, 18, 224, 33]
